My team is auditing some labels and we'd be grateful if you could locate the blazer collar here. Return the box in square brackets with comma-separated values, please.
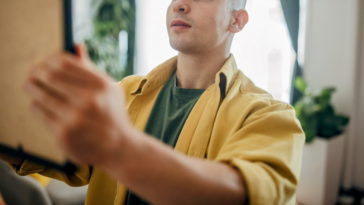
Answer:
[131, 54, 240, 96]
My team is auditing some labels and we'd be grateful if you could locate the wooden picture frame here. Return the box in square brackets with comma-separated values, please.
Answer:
[0, 0, 77, 174]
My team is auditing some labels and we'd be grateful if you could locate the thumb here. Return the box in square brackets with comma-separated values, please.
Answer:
[75, 44, 91, 62]
[74, 44, 95, 70]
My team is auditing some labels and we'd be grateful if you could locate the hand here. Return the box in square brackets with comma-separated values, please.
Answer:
[23, 44, 134, 167]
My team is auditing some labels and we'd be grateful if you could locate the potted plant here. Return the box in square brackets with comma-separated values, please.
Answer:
[85, 0, 136, 81]
[294, 77, 350, 205]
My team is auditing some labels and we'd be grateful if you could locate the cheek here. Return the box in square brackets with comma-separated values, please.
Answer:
[195, 8, 219, 34]
[215, 10, 230, 33]
[166, 5, 173, 27]
[200, 14, 221, 39]
[198, 4, 229, 32]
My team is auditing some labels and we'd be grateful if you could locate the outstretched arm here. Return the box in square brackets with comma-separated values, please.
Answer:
[105, 128, 247, 205]
[23, 45, 247, 205]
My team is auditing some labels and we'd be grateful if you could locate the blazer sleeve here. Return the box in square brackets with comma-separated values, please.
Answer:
[215, 100, 305, 205]
[9, 161, 91, 187]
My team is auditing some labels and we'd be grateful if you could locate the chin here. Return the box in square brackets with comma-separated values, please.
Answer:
[170, 39, 200, 53]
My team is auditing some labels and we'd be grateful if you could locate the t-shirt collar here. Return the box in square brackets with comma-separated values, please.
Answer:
[131, 54, 239, 96]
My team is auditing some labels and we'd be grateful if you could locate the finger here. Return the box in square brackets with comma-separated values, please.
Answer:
[75, 44, 91, 62]
[24, 79, 75, 123]
[30, 101, 62, 136]
[29, 63, 83, 101]
[44, 52, 104, 86]
[75, 43, 98, 72]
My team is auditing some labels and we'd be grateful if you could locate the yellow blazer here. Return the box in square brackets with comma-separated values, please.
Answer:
[12, 54, 305, 205]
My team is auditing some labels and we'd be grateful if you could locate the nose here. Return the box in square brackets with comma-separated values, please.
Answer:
[172, 0, 190, 14]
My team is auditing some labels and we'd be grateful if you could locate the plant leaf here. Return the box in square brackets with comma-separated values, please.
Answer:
[318, 88, 336, 109]
[294, 77, 307, 94]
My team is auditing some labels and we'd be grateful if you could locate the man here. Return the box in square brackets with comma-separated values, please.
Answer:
[1, 0, 305, 204]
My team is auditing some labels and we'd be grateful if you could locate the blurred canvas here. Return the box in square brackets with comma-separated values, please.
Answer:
[0, 0, 67, 165]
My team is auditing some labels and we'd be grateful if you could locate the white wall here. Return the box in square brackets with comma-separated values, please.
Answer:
[304, 0, 364, 189]
[134, 0, 178, 76]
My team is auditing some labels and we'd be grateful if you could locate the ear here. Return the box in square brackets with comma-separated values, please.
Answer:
[229, 9, 249, 33]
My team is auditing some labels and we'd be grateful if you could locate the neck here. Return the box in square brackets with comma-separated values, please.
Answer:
[176, 49, 231, 90]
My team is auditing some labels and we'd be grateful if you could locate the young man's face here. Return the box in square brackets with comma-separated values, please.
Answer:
[167, 0, 233, 54]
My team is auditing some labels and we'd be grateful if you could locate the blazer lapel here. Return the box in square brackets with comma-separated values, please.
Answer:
[175, 83, 221, 158]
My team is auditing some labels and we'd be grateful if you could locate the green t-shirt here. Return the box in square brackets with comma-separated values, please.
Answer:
[125, 71, 205, 205]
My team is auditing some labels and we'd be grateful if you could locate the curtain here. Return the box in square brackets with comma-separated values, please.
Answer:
[280, 0, 303, 105]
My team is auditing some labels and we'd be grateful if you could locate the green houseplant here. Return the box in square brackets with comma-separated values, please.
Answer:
[293, 77, 350, 143]
[85, 0, 136, 81]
